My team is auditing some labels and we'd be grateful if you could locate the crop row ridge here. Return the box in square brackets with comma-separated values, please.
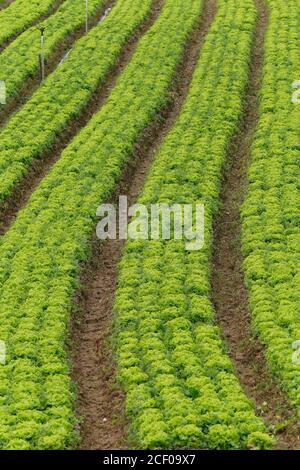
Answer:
[211, 0, 300, 450]
[0, 0, 164, 237]
[0, 0, 65, 53]
[0, 0, 116, 128]
[70, 0, 217, 449]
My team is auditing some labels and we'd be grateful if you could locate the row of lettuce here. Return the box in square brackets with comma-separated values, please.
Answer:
[114, 0, 274, 449]
[0, 0, 155, 202]
[241, 0, 300, 414]
[0, 0, 110, 102]
[0, 0, 206, 450]
[0, 0, 62, 47]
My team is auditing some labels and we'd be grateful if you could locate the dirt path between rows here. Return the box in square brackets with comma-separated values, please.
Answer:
[0, 0, 15, 11]
[70, 0, 217, 450]
[0, 0, 65, 54]
[0, 0, 115, 128]
[211, 0, 300, 450]
[0, 0, 165, 236]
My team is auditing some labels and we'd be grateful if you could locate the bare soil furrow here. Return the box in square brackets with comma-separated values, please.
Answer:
[0, 0, 164, 236]
[0, 0, 15, 11]
[0, 0, 64, 53]
[0, 0, 115, 127]
[70, 0, 217, 450]
[211, 0, 300, 450]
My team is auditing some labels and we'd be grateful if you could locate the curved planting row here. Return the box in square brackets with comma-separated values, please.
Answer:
[0, 0, 108, 101]
[0, 0, 204, 450]
[114, 0, 275, 449]
[0, 0, 153, 203]
[241, 0, 300, 411]
[0, 0, 62, 47]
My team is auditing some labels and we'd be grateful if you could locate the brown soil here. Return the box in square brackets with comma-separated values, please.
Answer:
[70, 0, 217, 450]
[0, 0, 115, 127]
[211, 0, 300, 450]
[0, 0, 165, 236]
[0, 0, 15, 11]
[0, 0, 64, 53]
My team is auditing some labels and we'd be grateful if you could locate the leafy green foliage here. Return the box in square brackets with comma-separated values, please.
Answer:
[0, 0, 154, 202]
[0, 0, 61, 47]
[241, 0, 300, 411]
[0, 0, 204, 449]
[115, 0, 275, 449]
[0, 0, 106, 100]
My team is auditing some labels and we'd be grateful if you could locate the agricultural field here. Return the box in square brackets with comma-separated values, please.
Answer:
[0, 0, 299, 455]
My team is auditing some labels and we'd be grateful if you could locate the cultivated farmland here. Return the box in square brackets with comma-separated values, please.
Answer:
[0, 0, 299, 453]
